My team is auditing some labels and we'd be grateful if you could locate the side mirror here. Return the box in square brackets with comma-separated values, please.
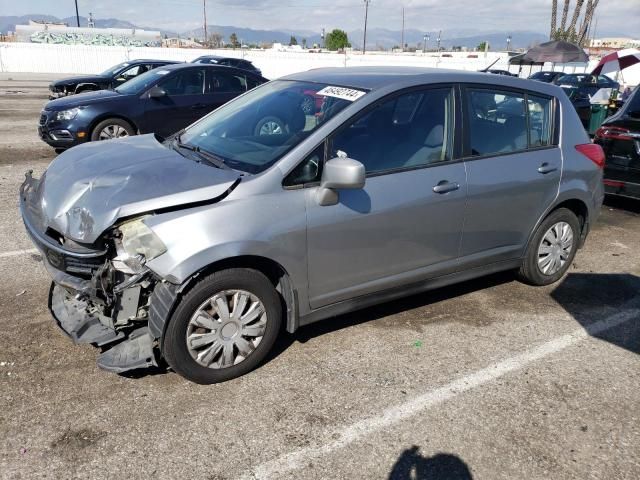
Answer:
[317, 156, 365, 206]
[148, 86, 167, 99]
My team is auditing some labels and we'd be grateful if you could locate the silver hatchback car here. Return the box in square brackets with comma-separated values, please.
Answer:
[20, 67, 604, 384]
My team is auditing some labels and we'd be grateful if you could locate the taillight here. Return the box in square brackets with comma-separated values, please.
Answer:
[594, 125, 631, 140]
[575, 143, 605, 168]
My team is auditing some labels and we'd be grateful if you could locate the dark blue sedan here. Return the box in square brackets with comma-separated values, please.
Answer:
[38, 63, 267, 151]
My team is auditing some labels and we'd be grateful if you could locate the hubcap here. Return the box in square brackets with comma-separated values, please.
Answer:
[259, 121, 283, 136]
[186, 290, 267, 369]
[98, 124, 129, 140]
[537, 221, 574, 276]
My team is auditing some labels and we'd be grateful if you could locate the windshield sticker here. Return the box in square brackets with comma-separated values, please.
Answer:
[316, 86, 366, 102]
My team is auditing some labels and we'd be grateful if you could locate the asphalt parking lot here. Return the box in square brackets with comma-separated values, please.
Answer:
[0, 73, 639, 480]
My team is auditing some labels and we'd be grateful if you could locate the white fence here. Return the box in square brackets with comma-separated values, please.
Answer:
[1, 42, 638, 86]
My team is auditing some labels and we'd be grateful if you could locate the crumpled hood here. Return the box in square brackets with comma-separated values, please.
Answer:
[51, 75, 109, 88]
[31, 134, 241, 243]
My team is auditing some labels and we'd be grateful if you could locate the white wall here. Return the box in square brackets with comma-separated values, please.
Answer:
[1, 42, 638, 86]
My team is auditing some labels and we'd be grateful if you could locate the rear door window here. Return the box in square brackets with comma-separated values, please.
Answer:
[209, 72, 247, 93]
[159, 68, 205, 95]
[466, 88, 555, 156]
[467, 89, 527, 155]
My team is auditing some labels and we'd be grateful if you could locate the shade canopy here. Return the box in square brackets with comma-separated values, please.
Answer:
[515, 40, 589, 64]
[591, 48, 640, 75]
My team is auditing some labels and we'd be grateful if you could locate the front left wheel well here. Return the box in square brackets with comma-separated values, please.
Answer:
[162, 256, 297, 340]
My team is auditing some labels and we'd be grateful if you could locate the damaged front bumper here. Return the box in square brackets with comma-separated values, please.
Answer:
[20, 171, 178, 374]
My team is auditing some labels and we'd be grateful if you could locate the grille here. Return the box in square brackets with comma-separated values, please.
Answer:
[64, 255, 105, 275]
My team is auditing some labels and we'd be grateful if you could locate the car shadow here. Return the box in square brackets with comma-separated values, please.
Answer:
[550, 273, 640, 355]
[603, 195, 640, 214]
[388, 446, 473, 480]
[265, 271, 515, 363]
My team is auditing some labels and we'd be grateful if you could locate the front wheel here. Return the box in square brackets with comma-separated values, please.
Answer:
[91, 118, 135, 142]
[163, 268, 282, 384]
[254, 116, 287, 136]
[517, 208, 581, 286]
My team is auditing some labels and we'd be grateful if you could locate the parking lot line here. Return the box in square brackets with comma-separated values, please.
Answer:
[241, 301, 640, 480]
[0, 248, 38, 258]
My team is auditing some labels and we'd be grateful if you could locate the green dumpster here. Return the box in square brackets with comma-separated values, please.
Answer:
[588, 104, 608, 135]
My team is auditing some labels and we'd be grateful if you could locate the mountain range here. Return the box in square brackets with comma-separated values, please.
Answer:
[0, 14, 629, 50]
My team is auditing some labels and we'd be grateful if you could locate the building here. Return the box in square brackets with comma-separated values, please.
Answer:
[15, 20, 161, 47]
[590, 37, 640, 49]
[162, 37, 203, 49]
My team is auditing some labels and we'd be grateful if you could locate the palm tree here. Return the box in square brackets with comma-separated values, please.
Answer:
[569, 0, 585, 36]
[560, 0, 570, 32]
[550, 0, 558, 39]
[578, 0, 600, 45]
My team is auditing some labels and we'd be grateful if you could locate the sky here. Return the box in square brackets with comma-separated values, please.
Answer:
[1, 0, 639, 37]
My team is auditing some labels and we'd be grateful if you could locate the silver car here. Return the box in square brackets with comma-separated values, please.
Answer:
[20, 67, 605, 384]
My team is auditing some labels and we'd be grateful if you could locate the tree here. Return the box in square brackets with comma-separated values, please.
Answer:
[302, 38, 307, 49]
[325, 29, 350, 51]
[289, 35, 298, 46]
[208, 32, 223, 48]
[229, 32, 240, 48]
[477, 41, 489, 51]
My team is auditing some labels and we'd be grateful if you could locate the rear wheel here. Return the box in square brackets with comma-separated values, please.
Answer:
[163, 268, 282, 384]
[91, 118, 135, 142]
[517, 208, 580, 286]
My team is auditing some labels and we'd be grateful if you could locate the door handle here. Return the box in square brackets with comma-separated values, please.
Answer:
[432, 181, 460, 194]
[190, 103, 207, 110]
[538, 162, 558, 174]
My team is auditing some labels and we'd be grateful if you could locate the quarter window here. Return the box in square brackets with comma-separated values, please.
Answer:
[331, 87, 454, 174]
[528, 95, 553, 147]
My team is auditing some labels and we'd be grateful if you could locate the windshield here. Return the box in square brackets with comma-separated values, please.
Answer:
[115, 68, 170, 95]
[178, 80, 367, 173]
[101, 62, 130, 77]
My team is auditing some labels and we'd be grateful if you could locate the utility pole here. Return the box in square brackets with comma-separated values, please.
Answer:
[362, 0, 370, 54]
[436, 30, 441, 51]
[203, 0, 208, 45]
[74, 0, 80, 27]
[401, 6, 405, 52]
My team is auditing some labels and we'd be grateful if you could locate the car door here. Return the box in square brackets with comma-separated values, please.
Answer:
[304, 86, 467, 309]
[141, 67, 206, 137]
[459, 86, 561, 268]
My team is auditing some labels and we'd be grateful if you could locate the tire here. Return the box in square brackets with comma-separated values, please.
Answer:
[254, 116, 287, 136]
[54, 148, 66, 154]
[90, 118, 135, 142]
[163, 268, 282, 384]
[517, 208, 581, 286]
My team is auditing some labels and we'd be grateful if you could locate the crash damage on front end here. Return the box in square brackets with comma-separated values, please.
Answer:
[19, 135, 242, 374]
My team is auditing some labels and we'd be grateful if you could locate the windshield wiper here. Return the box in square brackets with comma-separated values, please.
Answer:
[192, 146, 230, 170]
[171, 134, 229, 170]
